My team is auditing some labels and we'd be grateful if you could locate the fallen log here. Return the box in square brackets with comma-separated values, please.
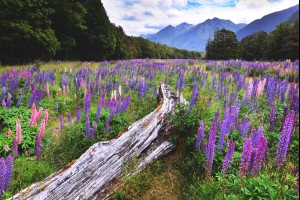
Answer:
[10, 84, 187, 200]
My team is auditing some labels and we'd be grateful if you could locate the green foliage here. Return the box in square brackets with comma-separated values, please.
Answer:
[206, 29, 239, 60]
[0, 107, 38, 156]
[4, 156, 57, 198]
[239, 31, 270, 61]
[188, 173, 298, 200]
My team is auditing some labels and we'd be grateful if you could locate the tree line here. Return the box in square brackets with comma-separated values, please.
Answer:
[0, 0, 201, 65]
[206, 19, 299, 61]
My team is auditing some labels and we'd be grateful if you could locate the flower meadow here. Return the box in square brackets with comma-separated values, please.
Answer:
[0, 59, 299, 199]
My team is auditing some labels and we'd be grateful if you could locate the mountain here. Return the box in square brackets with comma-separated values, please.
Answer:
[143, 18, 246, 52]
[146, 22, 194, 45]
[236, 4, 299, 40]
[170, 18, 246, 51]
[287, 10, 299, 23]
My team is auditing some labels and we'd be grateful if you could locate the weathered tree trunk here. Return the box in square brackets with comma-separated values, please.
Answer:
[10, 84, 187, 200]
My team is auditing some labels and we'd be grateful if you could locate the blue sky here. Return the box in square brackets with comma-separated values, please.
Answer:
[102, 0, 298, 36]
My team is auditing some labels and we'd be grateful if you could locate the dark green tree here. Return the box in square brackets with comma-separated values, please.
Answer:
[205, 29, 239, 60]
[48, 0, 87, 60]
[239, 31, 269, 61]
[0, 0, 60, 64]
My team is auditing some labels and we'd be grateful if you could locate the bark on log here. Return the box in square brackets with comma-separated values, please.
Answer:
[10, 84, 187, 200]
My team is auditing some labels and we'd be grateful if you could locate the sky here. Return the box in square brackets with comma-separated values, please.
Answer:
[102, 0, 298, 36]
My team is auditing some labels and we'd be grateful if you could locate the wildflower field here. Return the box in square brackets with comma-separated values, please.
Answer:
[0, 59, 299, 199]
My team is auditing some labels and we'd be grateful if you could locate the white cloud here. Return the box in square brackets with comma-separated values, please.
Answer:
[102, 0, 299, 36]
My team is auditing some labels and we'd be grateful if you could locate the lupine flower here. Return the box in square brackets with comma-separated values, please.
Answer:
[0, 158, 7, 197]
[275, 110, 295, 166]
[76, 105, 81, 122]
[239, 116, 250, 138]
[256, 78, 266, 98]
[91, 124, 97, 138]
[96, 99, 103, 122]
[190, 79, 200, 110]
[205, 123, 217, 176]
[1, 99, 6, 108]
[30, 103, 38, 124]
[35, 134, 43, 159]
[12, 139, 18, 158]
[15, 119, 22, 144]
[222, 140, 235, 174]
[250, 135, 268, 175]
[266, 78, 277, 106]
[39, 119, 46, 138]
[251, 126, 263, 148]
[85, 115, 91, 138]
[84, 91, 91, 115]
[105, 120, 110, 133]
[3, 145, 10, 152]
[45, 82, 50, 98]
[16, 94, 23, 107]
[196, 121, 204, 151]
[34, 107, 43, 123]
[6, 92, 11, 108]
[68, 113, 73, 124]
[59, 114, 65, 129]
[1, 86, 5, 101]
[269, 103, 276, 131]
[43, 109, 49, 125]
[239, 138, 253, 177]
[4, 155, 14, 190]
[7, 129, 12, 137]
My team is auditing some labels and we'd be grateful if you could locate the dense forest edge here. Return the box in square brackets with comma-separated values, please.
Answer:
[0, 0, 202, 65]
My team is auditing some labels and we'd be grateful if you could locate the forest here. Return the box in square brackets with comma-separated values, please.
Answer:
[0, 0, 201, 65]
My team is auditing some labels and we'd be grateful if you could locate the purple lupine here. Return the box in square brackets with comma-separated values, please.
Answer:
[190, 79, 200, 110]
[84, 91, 91, 115]
[76, 105, 81, 122]
[34, 89, 43, 106]
[105, 120, 110, 133]
[251, 126, 263, 148]
[280, 80, 289, 102]
[221, 140, 235, 174]
[6, 92, 11, 108]
[293, 94, 299, 112]
[85, 115, 91, 138]
[275, 110, 295, 166]
[196, 121, 205, 151]
[35, 134, 43, 159]
[4, 155, 14, 191]
[266, 78, 277, 106]
[28, 89, 36, 108]
[96, 99, 103, 122]
[250, 135, 268, 175]
[1, 86, 5, 101]
[251, 79, 260, 100]
[239, 116, 250, 138]
[138, 80, 144, 100]
[0, 157, 7, 197]
[269, 103, 276, 131]
[12, 139, 18, 158]
[16, 94, 23, 108]
[239, 138, 253, 177]
[122, 94, 131, 112]
[153, 87, 157, 96]
[1, 99, 6, 108]
[91, 124, 97, 138]
[205, 123, 217, 176]
[68, 113, 73, 124]
[59, 114, 65, 129]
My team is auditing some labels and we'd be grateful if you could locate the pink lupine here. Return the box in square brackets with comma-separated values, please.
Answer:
[29, 103, 37, 126]
[34, 107, 43, 124]
[45, 82, 50, 98]
[256, 78, 266, 98]
[43, 109, 49, 125]
[15, 119, 22, 144]
[7, 129, 12, 137]
[247, 78, 254, 97]
[39, 119, 46, 138]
